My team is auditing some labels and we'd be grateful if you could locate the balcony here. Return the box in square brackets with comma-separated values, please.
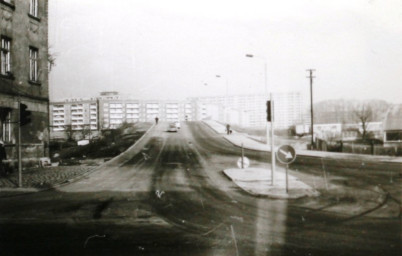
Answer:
[126, 109, 140, 114]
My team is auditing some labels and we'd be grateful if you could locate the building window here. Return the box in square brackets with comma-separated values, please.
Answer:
[29, 47, 38, 82]
[29, 0, 38, 17]
[0, 37, 11, 76]
[1, 110, 11, 143]
[386, 131, 401, 142]
[0, 0, 15, 9]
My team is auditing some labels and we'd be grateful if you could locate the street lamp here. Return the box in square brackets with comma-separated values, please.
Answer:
[245, 54, 267, 95]
[245, 53, 276, 185]
[215, 74, 231, 125]
[215, 74, 229, 97]
[215, 74, 229, 109]
[306, 69, 315, 150]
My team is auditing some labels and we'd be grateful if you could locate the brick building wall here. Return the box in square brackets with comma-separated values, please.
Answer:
[0, 0, 49, 164]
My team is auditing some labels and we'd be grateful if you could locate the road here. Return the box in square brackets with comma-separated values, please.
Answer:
[0, 122, 400, 255]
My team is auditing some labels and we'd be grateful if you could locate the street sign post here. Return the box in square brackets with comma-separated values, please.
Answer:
[276, 145, 297, 193]
[237, 157, 250, 169]
[276, 145, 296, 164]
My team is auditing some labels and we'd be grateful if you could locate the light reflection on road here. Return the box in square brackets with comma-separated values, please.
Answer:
[254, 198, 287, 256]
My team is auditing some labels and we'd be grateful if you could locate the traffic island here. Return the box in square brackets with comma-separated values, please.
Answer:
[223, 167, 319, 199]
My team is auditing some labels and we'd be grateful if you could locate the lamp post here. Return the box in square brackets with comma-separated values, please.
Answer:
[306, 69, 315, 149]
[245, 54, 276, 185]
[215, 74, 229, 106]
[215, 75, 229, 97]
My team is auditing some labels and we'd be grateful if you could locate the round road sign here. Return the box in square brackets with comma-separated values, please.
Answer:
[237, 157, 250, 169]
[276, 145, 296, 164]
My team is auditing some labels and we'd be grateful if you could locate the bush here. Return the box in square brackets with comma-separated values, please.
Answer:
[327, 141, 342, 152]
[51, 122, 153, 162]
[57, 130, 145, 160]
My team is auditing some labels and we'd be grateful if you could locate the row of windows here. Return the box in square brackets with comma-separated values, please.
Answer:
[0, 36, 39, 82]
[102, 103, 195, 109]
[2, 0, 39, 17]
[1, 0, 42, 81]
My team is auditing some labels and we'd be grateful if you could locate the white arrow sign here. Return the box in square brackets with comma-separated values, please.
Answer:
[276, 145, 297, 164]
[279, 149, 293, 159]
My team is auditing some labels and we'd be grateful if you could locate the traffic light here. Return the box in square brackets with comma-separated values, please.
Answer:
[20, 103, 31, 126]
[266, 100, 271, 122]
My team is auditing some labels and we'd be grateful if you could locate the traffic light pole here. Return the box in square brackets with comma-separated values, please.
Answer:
[17, 98, 22, 187]
[246, 54, 276, 185]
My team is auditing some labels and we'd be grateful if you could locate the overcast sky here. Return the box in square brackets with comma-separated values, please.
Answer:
[49, 0, 402, 103]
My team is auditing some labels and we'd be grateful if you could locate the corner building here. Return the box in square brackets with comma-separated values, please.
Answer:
[0, 0, 49, 162]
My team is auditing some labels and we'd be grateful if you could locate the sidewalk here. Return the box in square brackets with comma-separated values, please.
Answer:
[0, 164, 99, 196]
[203, 120, 402, 163]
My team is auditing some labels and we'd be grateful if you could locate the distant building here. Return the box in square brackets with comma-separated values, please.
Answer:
[49, 97, 99, 140]
[49, 92, 198, 138]
[98, 92, 197, 129]
[189, 92, 305, 129]
[383, 105, 402, 143]
[294, 121, 384, 141]
[0, 0, 49, 161]
[196, 102, 250, 127]
[49, 91, 305, 139]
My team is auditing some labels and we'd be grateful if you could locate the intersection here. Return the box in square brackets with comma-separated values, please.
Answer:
[0, 122, 400, 255]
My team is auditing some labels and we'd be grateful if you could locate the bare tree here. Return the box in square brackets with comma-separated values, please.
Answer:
[64, 125, 74, 141]
[47, 46, 57, 72]
[81, 125, 91, 140]
[353, 104, 373, 140]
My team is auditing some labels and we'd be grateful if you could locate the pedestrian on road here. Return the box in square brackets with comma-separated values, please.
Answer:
[0, 140, 7, 176]
[226, 124, 230, 135]
[155, 117, 159, 125]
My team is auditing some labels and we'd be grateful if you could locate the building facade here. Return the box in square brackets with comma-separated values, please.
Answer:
[383, 104, 402, 144]
[50, 97, 98, 130]
[49, 91, 305, 139]
[50, 92, 198, 138]
[190, 92, 305, 129]
[0, 0, 49, 161]
[97, 92, 197, 129]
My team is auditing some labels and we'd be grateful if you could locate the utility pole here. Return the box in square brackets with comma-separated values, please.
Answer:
[270, 93, 275, 185]
[307, 69, 315, 150]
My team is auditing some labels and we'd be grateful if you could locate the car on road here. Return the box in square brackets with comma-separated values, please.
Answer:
[168, 123, 178, 132]
[174, 121, 180, 129]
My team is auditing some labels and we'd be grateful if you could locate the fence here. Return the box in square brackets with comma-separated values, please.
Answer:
[325, 140, 402, 156]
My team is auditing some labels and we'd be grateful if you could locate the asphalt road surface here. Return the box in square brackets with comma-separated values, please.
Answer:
[0, 122, 400, 256]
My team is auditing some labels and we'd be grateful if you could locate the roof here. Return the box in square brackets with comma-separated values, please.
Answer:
[384, 104, 402, 131]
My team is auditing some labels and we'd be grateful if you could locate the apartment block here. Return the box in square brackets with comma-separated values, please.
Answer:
[190, 92, 305, 129]
[50, 98, 98, 131]
[50, 91, 305, 140]
[50, 92, 198, 134]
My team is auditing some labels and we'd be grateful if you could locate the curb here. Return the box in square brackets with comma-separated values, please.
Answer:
[222, 168, 319, 200]
[203, 121, 402, 164]
[202, 120, 225, 135]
